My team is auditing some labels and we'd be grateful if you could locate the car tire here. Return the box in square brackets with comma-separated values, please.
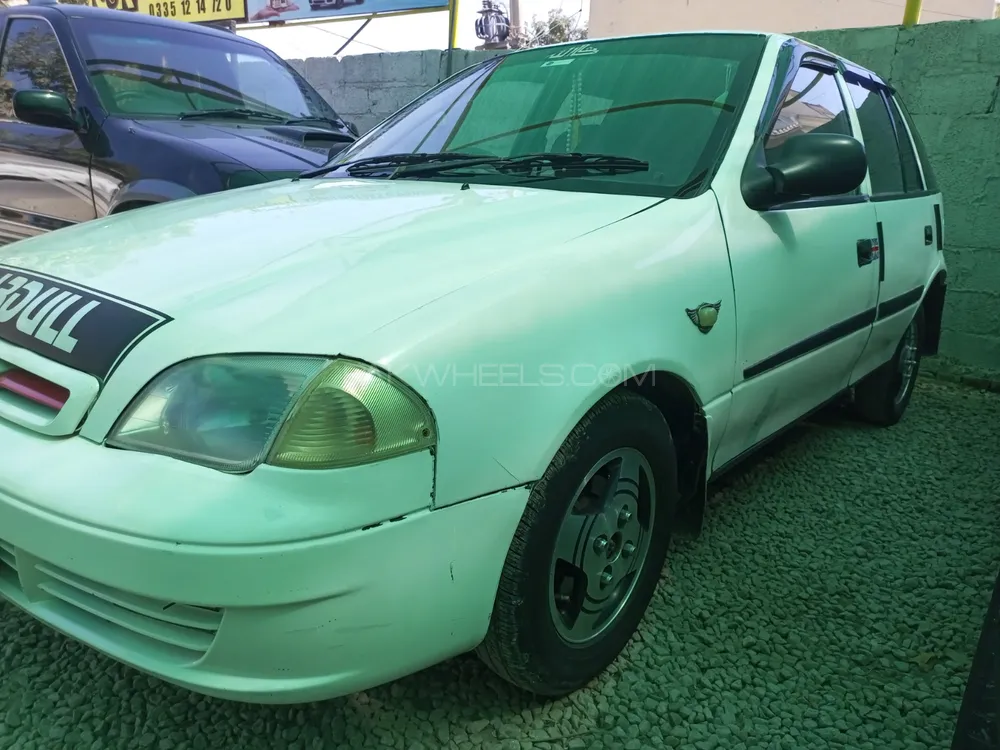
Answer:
[476, 390, 677, 697]
[852, 306, 924, 427]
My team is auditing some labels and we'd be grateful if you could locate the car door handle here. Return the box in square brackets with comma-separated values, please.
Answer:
[924, 225, 934, 245]
[857, 237, 879, 267]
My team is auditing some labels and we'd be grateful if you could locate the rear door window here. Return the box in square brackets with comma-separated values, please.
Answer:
[891, 93, 937, 193]
[845, 78, 905, 196]
[884, 93, 926, 193]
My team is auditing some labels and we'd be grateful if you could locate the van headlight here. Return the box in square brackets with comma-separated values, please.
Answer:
[106, 355, 436, 473]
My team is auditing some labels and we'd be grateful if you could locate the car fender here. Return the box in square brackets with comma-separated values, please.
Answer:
[353, 192, 738, 507]
[106, 179, 199, 214]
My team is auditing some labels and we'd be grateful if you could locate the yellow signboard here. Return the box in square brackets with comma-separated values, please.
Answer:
[86, 0, 247, 24]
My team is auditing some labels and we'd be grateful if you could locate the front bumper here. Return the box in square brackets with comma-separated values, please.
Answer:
[0, 429, 529, 704]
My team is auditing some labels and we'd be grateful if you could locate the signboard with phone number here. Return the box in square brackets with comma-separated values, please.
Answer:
[85, 0, 247, 24]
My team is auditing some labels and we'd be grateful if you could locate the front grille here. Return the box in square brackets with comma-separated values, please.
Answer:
[0, 341, 101, 437]
[0, 537, 223, 663]
[0, 362, 70, 425]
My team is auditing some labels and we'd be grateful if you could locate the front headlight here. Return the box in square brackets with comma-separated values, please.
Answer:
[106, 355, 436, 473]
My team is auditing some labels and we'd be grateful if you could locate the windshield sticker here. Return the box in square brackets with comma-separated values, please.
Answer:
[547, 43, 600, 60]
[542, 43, 600, 68]
[0, 265, 171, 382]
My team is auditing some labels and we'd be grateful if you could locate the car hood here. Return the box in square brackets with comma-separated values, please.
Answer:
[134, 118, 352, 171]
[0, 177, 660, 379]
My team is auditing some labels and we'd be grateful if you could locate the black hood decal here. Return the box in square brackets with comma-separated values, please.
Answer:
[0, 265, 171, 382]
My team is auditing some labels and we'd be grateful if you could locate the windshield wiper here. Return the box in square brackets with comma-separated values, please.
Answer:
[505, 152, 649, 175]
[178, 108, 287, 122]
[297, 151, 650, 182]
[282, 115, 352, 133]
[383, 152, 650, 179]
[296, 152, 489, 180]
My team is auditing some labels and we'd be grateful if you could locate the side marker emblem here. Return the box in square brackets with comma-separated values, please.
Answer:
[686, 301, 722, 334]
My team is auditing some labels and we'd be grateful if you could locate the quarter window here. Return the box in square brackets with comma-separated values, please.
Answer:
[0, 19, 76, 121]
[765, 67, 852, 165]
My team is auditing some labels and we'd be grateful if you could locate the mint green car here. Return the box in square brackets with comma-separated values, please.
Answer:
[0, 31, 945, 704]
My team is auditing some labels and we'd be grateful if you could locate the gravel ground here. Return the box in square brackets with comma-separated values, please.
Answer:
[1, 378, 998, 750]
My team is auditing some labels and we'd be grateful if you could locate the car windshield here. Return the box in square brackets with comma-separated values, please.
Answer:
[328, 34, 766, 197]
[69, 17, 341, 123]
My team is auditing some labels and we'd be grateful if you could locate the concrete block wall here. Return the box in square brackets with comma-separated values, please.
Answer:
[290, 18, 1000, 372]
[289, 50, 505, 134]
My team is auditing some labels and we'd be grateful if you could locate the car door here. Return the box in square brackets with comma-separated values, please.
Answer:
[841, 68, 943, 382]
[0, 16, 95, 246]
[711, 57, 881, 471]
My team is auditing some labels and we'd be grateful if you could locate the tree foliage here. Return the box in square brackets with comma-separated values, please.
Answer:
[510, 8, 588, 49]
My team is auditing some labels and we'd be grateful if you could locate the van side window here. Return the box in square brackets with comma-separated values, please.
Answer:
[0, 19, 77, 121]
[845, 79, 905, 195]
[765, 67, 853, 159]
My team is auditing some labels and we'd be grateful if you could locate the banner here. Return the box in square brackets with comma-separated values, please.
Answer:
[85, 0, 247, 24]
[243, 0, 447, 25]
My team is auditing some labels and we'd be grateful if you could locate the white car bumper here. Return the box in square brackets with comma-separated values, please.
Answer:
[0, 425, 528, 704]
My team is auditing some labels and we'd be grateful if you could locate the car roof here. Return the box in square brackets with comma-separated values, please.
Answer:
[2, 0, 258, 46]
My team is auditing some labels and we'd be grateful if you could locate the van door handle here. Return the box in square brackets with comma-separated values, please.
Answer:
[924, 225, 933, 245]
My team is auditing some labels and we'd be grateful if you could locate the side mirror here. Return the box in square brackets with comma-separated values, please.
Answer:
[345, 120, 360, 137]
[742, 132, 867, 211]
[12, 89, 79, 131]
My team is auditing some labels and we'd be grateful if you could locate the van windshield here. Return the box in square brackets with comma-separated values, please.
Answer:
[329, 34, 766, 197]
[70, 16, 342, 126]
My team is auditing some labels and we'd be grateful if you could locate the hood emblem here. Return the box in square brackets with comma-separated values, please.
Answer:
[686, 301, 722, 334]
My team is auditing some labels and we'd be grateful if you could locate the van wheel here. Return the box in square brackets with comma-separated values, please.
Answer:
[852, 306, 924, 427]
[476, 391, 677, 696]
